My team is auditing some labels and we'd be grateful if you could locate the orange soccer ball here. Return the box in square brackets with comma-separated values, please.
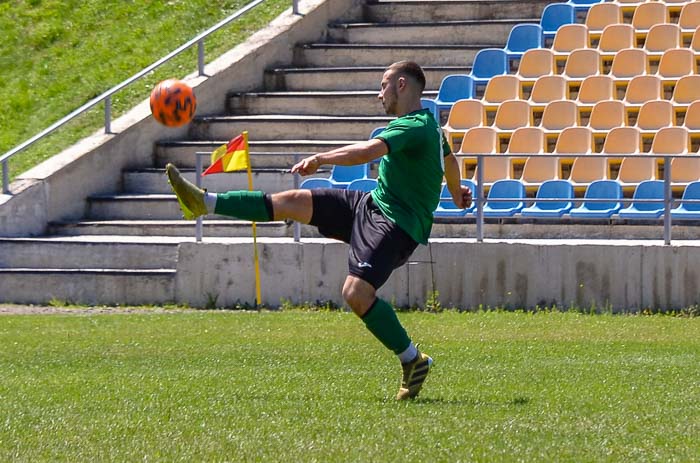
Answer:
[150, 79, 197, 127]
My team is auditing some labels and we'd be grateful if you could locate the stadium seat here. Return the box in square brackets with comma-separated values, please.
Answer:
[562, 48, 601, 89]
[552, 24, 590, 72]
[529, 75, 568, 123]
[421, 98, 440, 122]
[482, 75, 522, 124]
[493, 100, 533, 152]
[690, 25, 700, 52]
[610, 48, 649, 94]
[506, 127, 547, 185]
[631, 2, 669, 36]
[678, 2, 700, 34]
[471, 49, 508, 96]
[517, 48, 555, 96]
[504, 24, 544, 71]
[300, 178, 334, 189]
[541, 3, 576, 46]
[588, 100, 623, 156]
[683, 102, 700, 150]
[671, 75, 700, 113]
[569, 155, 609, 189]
[644, 23, 682, 67]
[616, 153, 657, 188]
[658, 126, 697, 186]
[636, 100, 675, 150]
[622, 76, 662, 119]
[521, 180, 575, 217]
[329, 163, 370, 189]
[457, 126, 498, 179]
[576, 75, 615, 124]
[541, 100, 580, 146]
[432, 74, 474, 124]
[586, 3, 623, 47]
[346, 178, 377, 193]
[601, 126, 642, 178]
[569, 180, 623, 218]
[618, 180, 666, 219]
[434, 180, 477, 217]
[657, 48, 695, 98]
[442, 99, 485, 151]
[369, 126, 385, 139]
[671, 181, 700, 220]
[482, 179, 526, 217]
[553, 126, 595, 173]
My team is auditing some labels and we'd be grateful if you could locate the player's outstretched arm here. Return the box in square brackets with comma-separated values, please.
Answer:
[444, 153, 472, 209]
[291, 139, 388, 176]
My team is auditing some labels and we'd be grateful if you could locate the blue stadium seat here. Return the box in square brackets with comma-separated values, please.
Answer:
[434, 179, 477, 217]
[431, 75, 474, 123]
[347, 178, 377, 193]
[541, 4, 576, 45]
[671, 182, 700, 220]
[420, 98, 441, 123]
[618, 180, 665, 219]
[300, 178, 334, 189]
[521, 180, 575, 218]
[369, 126, 385, 139]
[569, 180, 623, 218]
[482, 179, 526, 218]
[329, 163, 370, 189]
[470, 49, 508, 96]
[503, 24, 544, 71]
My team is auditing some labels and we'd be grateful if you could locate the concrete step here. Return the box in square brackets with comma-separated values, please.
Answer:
[363, 0, 553, 22]
[328, 19, 535, 46]
[48, 220, 301, 238]
[155, 142, 356, 168]
[87, 194, 190, 220]
[189, 115, 393, 141]
[263, 65, 470, 91]
[123, 168, 332, 194]
[293, 43, 485, 67]
[0, 268, 175, 305]
[0, 237, 178, 269]
[227, 90, 436, 116]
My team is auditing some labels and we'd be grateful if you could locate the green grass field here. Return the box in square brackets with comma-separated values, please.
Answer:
[0, 0, 289, 180]
[0, 310, 698, 462]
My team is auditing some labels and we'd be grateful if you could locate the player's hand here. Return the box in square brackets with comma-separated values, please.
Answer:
[453, 184, 472, 209]
[291, 155, 320, 176]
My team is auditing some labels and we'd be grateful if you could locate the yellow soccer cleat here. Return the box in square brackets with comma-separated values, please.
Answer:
[396, 351, 433, 400]
[165, 163, 208, 220]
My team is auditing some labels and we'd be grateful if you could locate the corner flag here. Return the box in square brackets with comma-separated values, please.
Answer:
[202, 133, 249, 175]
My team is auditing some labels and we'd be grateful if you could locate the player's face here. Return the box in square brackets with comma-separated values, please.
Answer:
[378, 70, 400, 115]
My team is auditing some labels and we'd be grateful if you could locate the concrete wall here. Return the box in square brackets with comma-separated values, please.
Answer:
[0, 0, 360, 237]
[175, 239, 700, 311]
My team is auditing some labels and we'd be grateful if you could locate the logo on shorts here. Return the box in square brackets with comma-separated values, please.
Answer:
[357, 262, 373, 269]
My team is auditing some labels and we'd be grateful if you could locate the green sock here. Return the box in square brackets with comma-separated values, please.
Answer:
[214, 191, 272, 221]
[361, 298, 411, 355]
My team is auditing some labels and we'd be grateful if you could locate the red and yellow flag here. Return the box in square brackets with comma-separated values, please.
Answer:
[202, 132, 249, 175]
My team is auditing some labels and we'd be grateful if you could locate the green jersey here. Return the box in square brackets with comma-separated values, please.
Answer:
[372, 108, 451, 244]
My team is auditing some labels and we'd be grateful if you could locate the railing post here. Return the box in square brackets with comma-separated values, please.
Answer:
[293, 0, 300, 15]
[198, 39, 205, 76]
[195, 152, 205, 243]
[663, 155, 672, 245]
[104, 96, 112, 134]
[476, 154, 484, 242]
[2, 160, 8, 194]
[293, 153, 301, 242]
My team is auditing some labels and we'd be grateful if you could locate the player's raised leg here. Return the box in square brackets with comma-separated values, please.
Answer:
[165, 163, 312, 223]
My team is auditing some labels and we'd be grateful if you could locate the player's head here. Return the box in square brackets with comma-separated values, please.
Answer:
[378, 61, 425, 116]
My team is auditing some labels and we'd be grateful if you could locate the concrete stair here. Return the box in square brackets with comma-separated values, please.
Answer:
[4, 0, 555, 304]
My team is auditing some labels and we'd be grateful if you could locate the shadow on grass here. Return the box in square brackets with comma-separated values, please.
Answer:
[383, 395, 532, 407]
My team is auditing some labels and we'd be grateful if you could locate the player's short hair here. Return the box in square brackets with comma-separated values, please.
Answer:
[387, 61, 426, 93]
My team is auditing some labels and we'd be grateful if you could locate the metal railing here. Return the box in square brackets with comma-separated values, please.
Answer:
[470, 152, 696, 245]
[1, 0, 306, 195]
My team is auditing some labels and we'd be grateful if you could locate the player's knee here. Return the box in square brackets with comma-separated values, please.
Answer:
[342, 278, 375, 316]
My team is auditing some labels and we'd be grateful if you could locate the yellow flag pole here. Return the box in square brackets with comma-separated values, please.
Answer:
[243, 131, 262, 306]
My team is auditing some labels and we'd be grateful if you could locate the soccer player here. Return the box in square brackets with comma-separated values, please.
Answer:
[166, 61, 472, 400]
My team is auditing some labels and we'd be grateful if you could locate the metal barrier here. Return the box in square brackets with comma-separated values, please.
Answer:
[0, 0, 307, 195]
[471, 152, 700, 245]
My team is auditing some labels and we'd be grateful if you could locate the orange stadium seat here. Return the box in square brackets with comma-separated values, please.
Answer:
[567, 126, 607, 188]
[645, 23, 682, 71]
[442, 99, 485, 152]
[482, 75, 522, 124]
[682, 101, 700, 152]
[541, 100, 580, 151]
[493, 99, 533, 152]
[529, 75, 568, 124]
[589, 100, 627, 151]
[505, 127, 547, 187]
[678, 2, 700, 34]
[690, 26, 700, 52]
[517, 48, 555, 97]
[664, 127, 700, 186]
[586, 3, 623, 47]
[598, 24, 636, 69]
[576, 75, 615, 124]
[636, 100, 675, 151]
[562, 48, 601, 96]
[631, 2, 669, 37]
[553, 126, 595, 178]
[657, 48, 695, 98]
[457, 126, 498, 180]
[552, 24, 590, 72]
[622, 75, 663, 123]
[602, 126, 643, 179]
[610, 48, 649, 97]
